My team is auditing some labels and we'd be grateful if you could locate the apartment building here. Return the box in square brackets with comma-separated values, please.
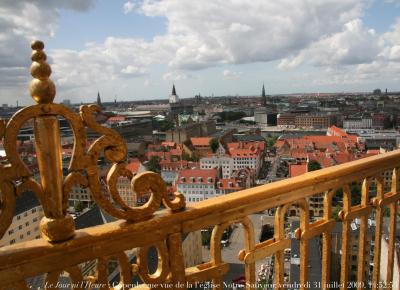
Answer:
[200, 142, 263, 177]
[295, 115, 333, 128]
[69, 185, 94, 209]
[200, 155, 233, 179]
[343, 118, 373, 129]
[277, 114, 333, 128]
[228, 146, 262, 175]
[190, 137, 212, 156]
[116, 160, 146, 207]
[0, 191, 44, 247]
[176, 169, 218, 202]
[277, 113, 296, 127]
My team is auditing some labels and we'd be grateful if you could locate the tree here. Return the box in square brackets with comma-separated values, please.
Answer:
[74, 200, 83, 213]
[332, 206, 341, 221]
[159, 120, 174, 132]
[334, 183, 362, 206]
[216, 111, 246, 122]
[209, 138, 219, 153]
[147, 156, 161, 173]
[308, 160, 322, 172]
[373, 88, 382, 95]
[266, 136, 278, 149]
[350, 183, 361, 206]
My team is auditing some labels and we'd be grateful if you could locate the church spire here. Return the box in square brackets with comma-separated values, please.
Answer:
[261, 84, 266, 106]
[169, 84, 180, 104]
[97, 91, 101, 106]
[172, 84, 177, 96]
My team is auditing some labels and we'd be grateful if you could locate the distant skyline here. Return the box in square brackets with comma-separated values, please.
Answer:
[1, 0, 400, 105]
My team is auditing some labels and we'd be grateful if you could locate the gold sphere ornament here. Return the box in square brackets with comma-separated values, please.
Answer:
[29, 78, 56, 104]
[29, 40, 56, 104]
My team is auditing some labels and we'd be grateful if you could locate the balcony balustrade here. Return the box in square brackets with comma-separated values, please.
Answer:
[0, 41, 398, 290]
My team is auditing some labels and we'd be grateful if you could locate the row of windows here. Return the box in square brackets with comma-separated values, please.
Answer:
[233, 158, 256, 161]
[201, 165, 231, 170]
[180, 184, 213, 189]
[9, 233, 40, 245]
[183, 190, 214, 195]
[70, 194, 90, 200]
[72, 188, 88, 194]
[202, 160, 230, 164]
[16, 207, 42, 221]
[8, 218, 39, 235]
[188, 197, 206, 202]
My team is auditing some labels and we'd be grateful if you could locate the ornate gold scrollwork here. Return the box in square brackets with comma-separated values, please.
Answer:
[0, 40, 186, 242]
[137, 241, 171, 285]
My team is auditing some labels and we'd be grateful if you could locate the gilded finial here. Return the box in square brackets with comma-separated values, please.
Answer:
[29, 40, 56, 104]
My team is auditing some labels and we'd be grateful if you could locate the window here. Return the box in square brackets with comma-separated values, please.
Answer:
[27, 231, 31, 236]
[19, 234, 24, 239]
[8, 230, 13, 235]
[24, 212, 27, 217]
[16, 215, 20, 220]
[18, 225, 22, 230]
[31, 208, 36, 213]
[10, 239, 15, 245]
[25, 222, 29, 227]
[33, 217, 38, 222]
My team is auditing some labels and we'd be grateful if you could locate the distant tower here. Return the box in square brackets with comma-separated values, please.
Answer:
[261, 84, 266, 106]
[169, 84, 180, 104]
[97, 91, 102, 107]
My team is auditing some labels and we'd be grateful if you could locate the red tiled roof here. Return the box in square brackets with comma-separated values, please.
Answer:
[160, 160, 188, 170]
[289, 164, 308, 177]
[333, 152, 356, 165]
[229, 148, 258, 157]
[176, 169, 217, 184]
[126, 160, 142, 174]
[227, 141, 265, 152]
[170, 148, 183, 156]
[275, 140, 287, 148]
[146, 151, 171, 160]
[217, 178, 243, 190]
[107, 116, 125, 123]
[366, 149, 381, 155]
[161, 141, 176, 148]
[328, 125, 347, 137]
[190, 137, 212, 147]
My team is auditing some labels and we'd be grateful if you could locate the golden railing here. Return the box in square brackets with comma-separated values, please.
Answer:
[0, 41, 399, 290]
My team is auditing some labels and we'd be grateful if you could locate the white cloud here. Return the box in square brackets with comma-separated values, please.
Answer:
[222, 69, 242, 79]
[4, 0, 400, 102]
[123, 1, 135, 14]
[0, 0, 94, 94]
[278, 54, 305, 70]
[60, 0, 368, 87]
[162, 71, 196, 81]
[121, 65, 146, 75]
[385, 0, 400, 5]
[139, 0, 367, 69]
[279, 19, 381, 68]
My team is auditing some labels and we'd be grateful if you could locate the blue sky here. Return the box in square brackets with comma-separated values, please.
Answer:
[1, 0, 400, 105]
